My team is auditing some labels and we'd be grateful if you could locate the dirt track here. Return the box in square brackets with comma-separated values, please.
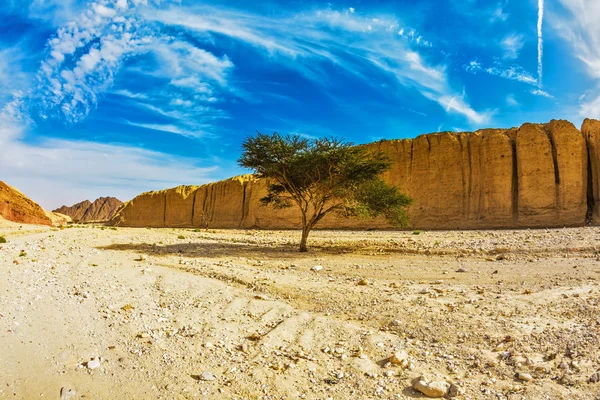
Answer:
[1, 222, 600, 399]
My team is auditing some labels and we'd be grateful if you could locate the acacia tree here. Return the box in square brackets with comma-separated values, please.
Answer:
[239, 133, 412, 252]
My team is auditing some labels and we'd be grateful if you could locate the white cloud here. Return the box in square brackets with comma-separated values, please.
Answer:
[552, 0, 600, 78]
[465, 60, 538, 85]
[36, 0, 161, 123]
[501, 33, 524, 59]
[152, 40, 234, 86]
[531, 89, 554, 99]
[0, 112, 218, 209]
[490, 5, 508, 23]
[550, 0, 600, 116]
[506, 94, 520, 107]
[579, 94, 600, 117]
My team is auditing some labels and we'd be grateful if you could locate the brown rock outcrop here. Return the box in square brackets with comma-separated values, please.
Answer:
[54, 197, 123, 222]
[111, 119, 595, 230]
[0, 181, 52, 226]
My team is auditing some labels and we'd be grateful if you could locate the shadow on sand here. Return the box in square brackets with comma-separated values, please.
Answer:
[97, 240, 355, 260]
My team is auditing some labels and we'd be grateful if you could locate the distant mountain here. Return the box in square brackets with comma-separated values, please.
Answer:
[54, 197, 123, 222]
[0, 181, 52, 226]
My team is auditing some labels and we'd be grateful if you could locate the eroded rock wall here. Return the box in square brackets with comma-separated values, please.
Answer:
[112, 119, 598, 230]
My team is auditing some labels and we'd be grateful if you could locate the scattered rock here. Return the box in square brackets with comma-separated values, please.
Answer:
[411, 376, 449, 398]
[389, 351, 410, 368]
[312, 265, 323, 272]
[86, 357, 101, 370]
[357, 278, 370, 286]
[448, 384, 463, 397]
[201, 371, 216, 381]
[589, 371, 600, 384]
[517, 372, 533, 382]
[456, 268, 466, 273]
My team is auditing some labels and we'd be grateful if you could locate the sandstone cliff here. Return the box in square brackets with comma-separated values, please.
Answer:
[0, 181, 52, 226]
[111, 119, 596, 230]
[54, 197, 123, 222]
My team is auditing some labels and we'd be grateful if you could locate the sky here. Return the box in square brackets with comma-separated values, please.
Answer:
[0, 0, 599, 209]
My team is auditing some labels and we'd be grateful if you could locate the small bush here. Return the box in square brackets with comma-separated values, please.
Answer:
[110, 227, 117, 231]
[19, 250, 27, 257]
[412, 230, 422, 235]
[177, 235, 185, 240]
[0, 236, 6, 244]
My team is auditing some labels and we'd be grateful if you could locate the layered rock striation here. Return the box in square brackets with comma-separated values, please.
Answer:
[54, 197, 123, 222]
[111, 119, 598, 230]
[0, 181, 52, 226]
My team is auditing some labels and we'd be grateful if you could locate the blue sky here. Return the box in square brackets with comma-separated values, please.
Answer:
[0, 0, 598, 208]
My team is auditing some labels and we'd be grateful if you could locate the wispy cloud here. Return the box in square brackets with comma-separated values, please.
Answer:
[0, 109, 219, 209]
[35, 0, 159, 122]
[490, 4, 508, 23]
[465, 60, 537, 85]
[550, 0, 600, 115]
[531, 89, 554, 99]
[506, 94, 520, 107]
[148, 6, 489, 124]
[501, 33, 524, 60]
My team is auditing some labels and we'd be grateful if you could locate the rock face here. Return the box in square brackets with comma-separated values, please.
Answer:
[45, 211, 73, 226]
[111, 119, 598, 230]
[0, 181, 52, 226]
[54, 197, 123, 222]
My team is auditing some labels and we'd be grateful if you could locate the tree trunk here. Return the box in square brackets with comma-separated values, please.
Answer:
[299, 226, 310, 252]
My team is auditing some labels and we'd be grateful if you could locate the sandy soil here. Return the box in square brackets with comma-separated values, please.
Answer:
[1, 224, 599, 399]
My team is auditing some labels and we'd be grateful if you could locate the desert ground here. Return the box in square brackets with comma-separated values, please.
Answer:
[1, 220, 600, 399]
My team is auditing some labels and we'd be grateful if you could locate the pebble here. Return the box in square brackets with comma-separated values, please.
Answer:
[448, 384, 463, 397]
[312, 265, 323, 272]
[589, 371, 600, 383]
[86, 357, 101, 370]
[412, 376, 449, 398]
[389, 351, 410, 368]
[357, 278, 369, 286]
[201, 371, 216, 381]
[516, 372, 532, 382]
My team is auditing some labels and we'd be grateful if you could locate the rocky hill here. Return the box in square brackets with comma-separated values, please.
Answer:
[110, 119, 600, 230]
[54, 197, 123, 222]
[0, 181, 52, 226]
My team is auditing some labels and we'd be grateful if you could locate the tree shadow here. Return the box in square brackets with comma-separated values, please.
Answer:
[97, 240, 355, 260]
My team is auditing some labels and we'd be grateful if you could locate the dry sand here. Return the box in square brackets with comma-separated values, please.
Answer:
[1, 223, 599, 399]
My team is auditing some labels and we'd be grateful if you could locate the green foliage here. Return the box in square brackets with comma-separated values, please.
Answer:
[177, 235, 185, 240]
[19, 250, 27, 257]
[412, 230, 422, 235]
[239, 132, 412, 251]
[0, 236, 6, 244]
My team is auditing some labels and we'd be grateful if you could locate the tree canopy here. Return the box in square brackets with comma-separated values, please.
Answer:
[239, 133, 412, 251]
